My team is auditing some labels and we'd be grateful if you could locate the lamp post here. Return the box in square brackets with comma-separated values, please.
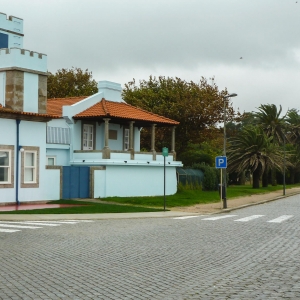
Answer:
[222, 93, 237, 209]
[283, 133, 286, 196]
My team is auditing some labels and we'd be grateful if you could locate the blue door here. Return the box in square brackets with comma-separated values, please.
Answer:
[62, 166, 90, 199]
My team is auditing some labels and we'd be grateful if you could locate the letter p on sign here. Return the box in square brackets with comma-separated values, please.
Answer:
[215, 156, 227, 168]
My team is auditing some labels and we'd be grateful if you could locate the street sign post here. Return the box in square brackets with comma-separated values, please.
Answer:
[162, 147, 168, 211]
[215, 156, 227, 208]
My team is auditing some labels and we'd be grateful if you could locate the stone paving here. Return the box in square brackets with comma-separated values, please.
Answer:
[1, 194, 300, 299]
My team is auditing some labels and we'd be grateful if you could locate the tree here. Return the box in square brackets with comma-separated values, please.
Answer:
[253, 104, 287, 186]
[227, 126, 285, 189]
[122, 76, 238, 155]
[254, 104, 286, 144]
[47, 67, 98, 98]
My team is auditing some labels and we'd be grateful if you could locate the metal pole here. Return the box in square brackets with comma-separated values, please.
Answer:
[283, 134, 286, 196]
[164, 155, 166, 211]
[223, 98, 227, 209]
[220, 168, 223, 208]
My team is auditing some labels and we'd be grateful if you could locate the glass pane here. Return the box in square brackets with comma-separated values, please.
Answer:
[25, 153, 35, 167]
[0, 167, 8, 182]
[47, 158, 55, 166]
[0, 151, 9, 166]
[25, 168, 34, 182]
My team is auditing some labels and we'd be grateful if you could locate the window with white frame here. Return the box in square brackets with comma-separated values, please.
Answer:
[0, 145, 14, 188]
[24, 151, 37, 183]
[124, 128, 129, 151]
[82, 124, 94, 150]
[47, 156, 56, 166]
[21, 146, 39, 188]
[0, 150, 11, 184]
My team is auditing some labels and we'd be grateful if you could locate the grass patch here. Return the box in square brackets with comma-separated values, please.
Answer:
[0, 199, 165, 214]
[1, 184, 299, 214]
[103, 184, 300, 208]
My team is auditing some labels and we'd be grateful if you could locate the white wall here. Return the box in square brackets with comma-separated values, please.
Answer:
[0, 72, 5, 107]
[94, 165, 177, 198]
[0, 119, 60, 204]
[23, 73, 38, 113]
[46, 149, 70, 166]
[0, 13, 23, 48]
[0, 48, 47, 73]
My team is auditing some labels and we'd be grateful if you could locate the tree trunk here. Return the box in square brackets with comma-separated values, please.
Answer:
[252, 169, 260, 189]
[271, 168, 277, 186]
[262, 169, 268, 187]
[290, 168, 295, 184]
[240, 171, 246, 185]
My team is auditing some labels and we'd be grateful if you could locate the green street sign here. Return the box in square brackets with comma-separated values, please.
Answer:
[162, 147, 169, 157]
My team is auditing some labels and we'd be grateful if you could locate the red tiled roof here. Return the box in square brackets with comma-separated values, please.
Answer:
[47, 96, 87, 116]
[74, 98, 179, 125]
[0, 106, 59, 119]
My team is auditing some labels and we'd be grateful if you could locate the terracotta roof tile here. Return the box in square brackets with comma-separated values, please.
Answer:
[74, 99, 179, 125]
[47, 96, 87, 116]
[0, 106, 59, 119]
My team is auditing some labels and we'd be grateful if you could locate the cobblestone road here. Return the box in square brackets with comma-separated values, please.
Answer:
[1, 195, 300, 299]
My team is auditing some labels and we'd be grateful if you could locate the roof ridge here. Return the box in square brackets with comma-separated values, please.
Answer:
[47, 96, 87, 102]
[103, 99, 179, 123]
[101, 98, 110, 116]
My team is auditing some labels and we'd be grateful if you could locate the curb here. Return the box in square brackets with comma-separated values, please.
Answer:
[215, 191, 300, 214]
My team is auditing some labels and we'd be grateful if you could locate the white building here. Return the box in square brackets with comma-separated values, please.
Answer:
[0, 12, 182, 204]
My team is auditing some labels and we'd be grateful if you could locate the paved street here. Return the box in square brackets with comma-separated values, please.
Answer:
[1, 195, 300, 299]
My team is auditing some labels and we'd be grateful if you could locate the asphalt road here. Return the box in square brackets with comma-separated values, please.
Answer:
[1, 195, 300, 299]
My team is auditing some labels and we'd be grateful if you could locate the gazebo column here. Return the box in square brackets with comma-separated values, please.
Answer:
[151, 124, 156, 160]
[102, 118, 111, 159]
[171, 126, 176, 161]
[129, 121, 135, 160]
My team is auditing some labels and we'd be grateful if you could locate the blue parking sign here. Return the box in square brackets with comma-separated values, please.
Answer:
[215, 156, 227, 168]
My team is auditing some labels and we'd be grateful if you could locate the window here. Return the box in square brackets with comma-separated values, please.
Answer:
[0, 33, 8, 48]
[0, 150, 11, 183]
[24, 151, 37, 183]
[109, 130, 118, 140]
[124, 128, 129, 151]
[0, 145, 14, 188]
[82, 124, 95, 150]
[47, 126, 70, 144]
[21, 146, 39, 188]
[47, 156, 56, 166]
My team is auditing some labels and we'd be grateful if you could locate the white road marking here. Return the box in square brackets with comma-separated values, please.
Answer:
[234, 215, 265, 222]
[0, 228, 21, 233]
[0, 224, 41, 229]
[65, 220, 94, 222]
[27, 221, 79, 224]
[267, 215, 293, 223]
[173, 216, 201, 220]
[0, 221, 60, 227]
[202, 215, 237, 221]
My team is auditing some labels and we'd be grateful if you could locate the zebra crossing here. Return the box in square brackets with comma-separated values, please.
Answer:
[173, 214, 294, 223]
[0, 220, 94, 234]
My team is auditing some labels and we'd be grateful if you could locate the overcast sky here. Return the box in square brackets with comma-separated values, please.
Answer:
[2, 0, 300, 113]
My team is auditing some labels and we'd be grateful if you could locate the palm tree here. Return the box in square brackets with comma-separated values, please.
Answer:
[254, 104, 287, 185]
[227, 126, 285, 188]
[254, 104, 286, 144]
[286, 109, 300, 183]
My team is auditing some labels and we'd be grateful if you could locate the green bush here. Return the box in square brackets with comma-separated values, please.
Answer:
[193, 163, 218, 191]
[177, 181, 202, 192]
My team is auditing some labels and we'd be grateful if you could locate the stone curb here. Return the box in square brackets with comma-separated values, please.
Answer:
[215, 191, 300, 214]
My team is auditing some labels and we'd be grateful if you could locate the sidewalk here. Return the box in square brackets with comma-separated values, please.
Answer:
[171, 187, 300, 214]
[0, 187, 300, 221]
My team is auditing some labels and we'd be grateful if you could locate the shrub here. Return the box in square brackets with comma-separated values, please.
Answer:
[193, 163, 218, 191]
